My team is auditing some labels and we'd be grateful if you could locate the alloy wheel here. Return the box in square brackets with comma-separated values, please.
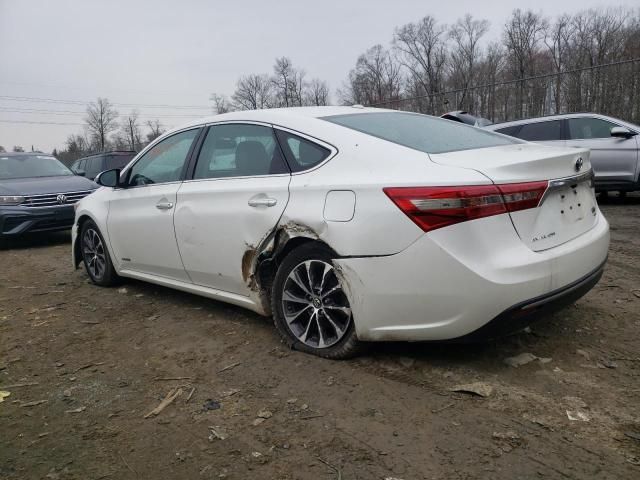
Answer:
[82, 228, 106, 280]
[281, 260, 352, 348]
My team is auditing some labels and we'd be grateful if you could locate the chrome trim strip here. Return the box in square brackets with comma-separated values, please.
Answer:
[539, 170, 594, 205]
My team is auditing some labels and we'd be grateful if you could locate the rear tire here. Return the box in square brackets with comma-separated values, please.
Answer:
[271, 243, 362, 359]
[80, 220, 119, 286]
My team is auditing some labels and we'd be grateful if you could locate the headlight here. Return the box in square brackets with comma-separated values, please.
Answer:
[0, 195, 25, 205]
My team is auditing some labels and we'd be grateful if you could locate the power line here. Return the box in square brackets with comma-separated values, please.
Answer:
[0, 95, 213, 110]
[0, 107, 205, 119]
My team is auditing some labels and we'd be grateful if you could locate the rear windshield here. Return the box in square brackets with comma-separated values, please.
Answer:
[0, 155, 73, 180]
[322, 112, 519, 154]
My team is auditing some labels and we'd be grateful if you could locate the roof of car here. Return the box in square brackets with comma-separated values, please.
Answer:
[163, 105, 396, 134]
[488, 112, 611, 128]
[77, 150, 136, 160]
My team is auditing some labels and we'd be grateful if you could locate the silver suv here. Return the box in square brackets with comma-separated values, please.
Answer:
[486, 113, 639, 194]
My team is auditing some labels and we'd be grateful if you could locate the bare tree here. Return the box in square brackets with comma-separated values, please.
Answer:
[232, 74, 273, 110]
[146, 120, 165, 143]
[304, 78, 330, 106]
[448, 15, 490, 109]
[271, 57, 306, 107]
[0, 146, 5, 153]
[503, 9, 548, 117]
[12, 146, 25, 152]
[341, 45, 402, 106]
[85, 97, 119, 151]
[211, 93, 232, 114]
[393, 16, 448, 113]
[119, 111, 142, 152]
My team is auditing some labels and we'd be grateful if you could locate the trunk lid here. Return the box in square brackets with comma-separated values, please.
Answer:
[430, 143, 599, 251]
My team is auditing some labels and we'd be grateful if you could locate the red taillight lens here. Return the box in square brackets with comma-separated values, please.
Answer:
[384, 181, 548, 233]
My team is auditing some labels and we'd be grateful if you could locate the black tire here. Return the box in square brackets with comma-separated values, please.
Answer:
[80, 220, 119, 286]
[271, 243, 362, 359]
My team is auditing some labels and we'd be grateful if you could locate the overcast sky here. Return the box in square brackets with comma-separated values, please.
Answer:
[0, 0, 627, 152]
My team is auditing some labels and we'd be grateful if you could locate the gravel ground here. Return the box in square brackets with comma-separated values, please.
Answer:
[1, 193, 639, 479]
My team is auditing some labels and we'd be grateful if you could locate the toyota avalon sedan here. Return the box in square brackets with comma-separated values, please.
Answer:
[1, 152, 96, 239]
[72, 106, 609, 359]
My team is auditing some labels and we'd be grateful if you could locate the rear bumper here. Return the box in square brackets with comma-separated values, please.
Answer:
[454, 259, 605, 341]
[334, 211, 609, 342]
[0, 205, 75, 236]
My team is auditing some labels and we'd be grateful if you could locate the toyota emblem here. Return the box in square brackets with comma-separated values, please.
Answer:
[575, 157, 584, 172]
[56, 194, 67, 204]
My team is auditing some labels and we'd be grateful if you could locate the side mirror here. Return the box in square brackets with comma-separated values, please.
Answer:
[95, 169, 121, 188]
[611, 126, 635, 138]
[75, 170, 86, 177]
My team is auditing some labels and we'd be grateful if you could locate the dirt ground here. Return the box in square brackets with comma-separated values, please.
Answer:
[1, 194, 639, 480]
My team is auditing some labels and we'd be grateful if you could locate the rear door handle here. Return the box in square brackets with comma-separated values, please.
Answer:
[156, 201, 174, 210]
[248, 197, 277, 208]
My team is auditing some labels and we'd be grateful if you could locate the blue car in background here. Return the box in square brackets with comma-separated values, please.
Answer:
[0, 152, 96, 238]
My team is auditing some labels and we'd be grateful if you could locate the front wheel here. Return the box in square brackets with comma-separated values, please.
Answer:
[271, 244, 362, 359]
[80, 220, 119, 286]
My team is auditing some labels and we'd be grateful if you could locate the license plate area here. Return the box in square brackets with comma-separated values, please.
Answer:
[509, 171, 598, 252]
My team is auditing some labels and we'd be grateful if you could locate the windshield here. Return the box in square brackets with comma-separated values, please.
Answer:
[323, 111, 518, 154]
[0, 155, 74, 180]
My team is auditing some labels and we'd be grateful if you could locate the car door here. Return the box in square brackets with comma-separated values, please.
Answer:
[511, 119, 565, 148]
[107, 127, 201, 281]
[174, 123, 290, 296]
[566, 117, 639, 186]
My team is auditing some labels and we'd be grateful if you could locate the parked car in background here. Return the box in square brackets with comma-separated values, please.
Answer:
[486, 113, 640, 194]
[441, 110, 493, 127]
[73, 107, 608, 359]
[71, 151, 136, 180]
[0, 152, 96, 238]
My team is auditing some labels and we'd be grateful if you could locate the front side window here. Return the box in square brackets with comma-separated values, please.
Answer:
[568, 118, 617, 140]
[515, 121, 562, 141]
[0, 154, 73, 180]
[323, 112, 519, 154]
[193, 124, 288, 179]
[128, 129, 199, 186]
[275, 130, 330, 172]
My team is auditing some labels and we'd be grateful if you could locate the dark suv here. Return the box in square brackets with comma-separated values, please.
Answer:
[70, 151, 136, 180]
[0, 152, 97, 238]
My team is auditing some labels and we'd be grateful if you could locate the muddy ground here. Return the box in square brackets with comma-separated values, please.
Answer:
[1, 194, 639, 480]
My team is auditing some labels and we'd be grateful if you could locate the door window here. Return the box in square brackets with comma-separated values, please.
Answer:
[515, 121, 562, 141]
[568, 118, 617, 140]
[275, 130, 331, 172]
[193, 124, 288, 179]
[85, 157, 103, 179]
[128, 129, 199, 186]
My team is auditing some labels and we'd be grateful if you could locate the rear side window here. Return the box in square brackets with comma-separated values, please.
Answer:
[323, 112, 518, 154]
[193, 124, 288, 179]
[275, 130, 330, 172]
[84, 157, 103, 179]
[494, 126, 520, 136]
[515, 121, 562, 141]
[568, 118, 616, 140]
[105, 154, 135, 170]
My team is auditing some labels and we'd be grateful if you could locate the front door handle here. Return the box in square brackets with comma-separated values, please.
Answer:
[156, 201, 174, 210]
[248, 197, 277, 208]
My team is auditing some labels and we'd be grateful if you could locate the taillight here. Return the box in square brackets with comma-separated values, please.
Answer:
[384, 181, 548, 233]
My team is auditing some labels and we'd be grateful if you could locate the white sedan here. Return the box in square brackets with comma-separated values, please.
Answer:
[72, 107, 609, 359]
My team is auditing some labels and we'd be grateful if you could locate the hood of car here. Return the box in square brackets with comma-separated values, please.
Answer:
[0, 175, 97, 196]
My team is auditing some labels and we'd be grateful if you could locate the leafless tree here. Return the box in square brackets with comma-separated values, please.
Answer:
[0, 146, 5, 152]
[211, 93, 232, 114]
[448, 15, 490, 110]
[304, 78, 330, 106]
[119, 111, 142, 152]
[146, 120, 165, 143]
[12, 146, 25, 152]
[341, 45, 402, 106]
[393, 16, 447, 113]
[271, 57, 306, 107]
[85, 97, 119, 152]
[232, 74, 274, 110]
[503, 9, 548, 117]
